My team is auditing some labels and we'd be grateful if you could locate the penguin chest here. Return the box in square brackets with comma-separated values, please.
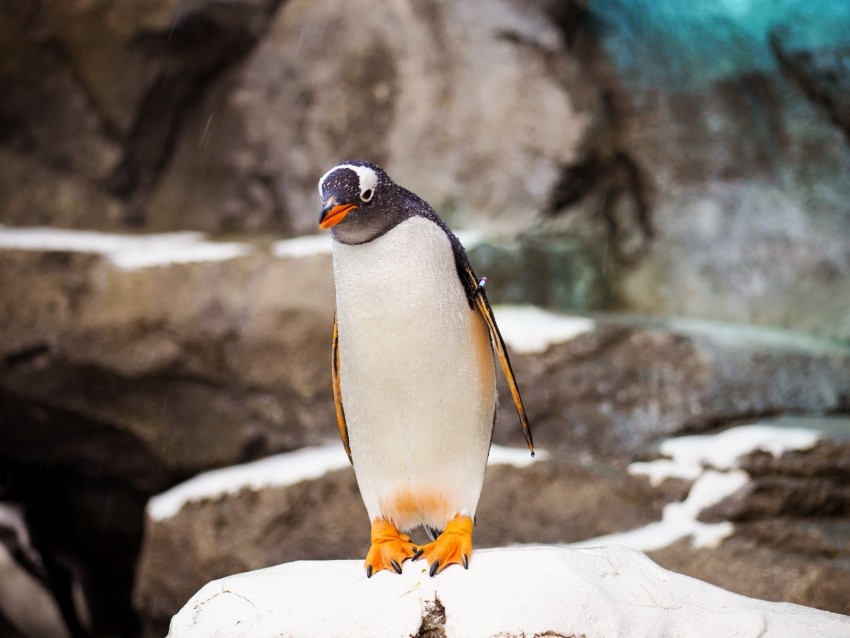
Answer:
[332, 217, 495, 529]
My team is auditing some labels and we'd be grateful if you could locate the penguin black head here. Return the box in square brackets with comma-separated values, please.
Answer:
[318, 161, 421, 245]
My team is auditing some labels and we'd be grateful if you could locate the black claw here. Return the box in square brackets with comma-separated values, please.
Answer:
[429, 559, 440, 577]
[412, 548, 424, 561]
[391, 559, 402, 574]
[462, 554, 469, 569]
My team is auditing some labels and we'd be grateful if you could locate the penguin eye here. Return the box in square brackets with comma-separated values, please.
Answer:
[360, 188, 374, 203]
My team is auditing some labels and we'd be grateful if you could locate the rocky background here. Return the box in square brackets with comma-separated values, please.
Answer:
[0, 0, 849, 637]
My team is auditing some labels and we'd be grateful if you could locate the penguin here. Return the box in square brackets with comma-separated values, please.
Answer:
[318, 160, 533, 577]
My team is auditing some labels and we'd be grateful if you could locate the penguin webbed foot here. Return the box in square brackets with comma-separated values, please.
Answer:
[419, 515, 473, 577]
[364, 520, 420, 577]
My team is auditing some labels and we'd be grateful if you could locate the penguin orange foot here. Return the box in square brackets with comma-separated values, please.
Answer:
[419, 516, 474, 576]
[364, 520, 422, 577]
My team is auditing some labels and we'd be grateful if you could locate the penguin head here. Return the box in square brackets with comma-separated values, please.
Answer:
[318, 161, 409, 244]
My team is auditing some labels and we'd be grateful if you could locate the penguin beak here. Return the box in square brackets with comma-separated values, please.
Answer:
[319, 199, 358, 230]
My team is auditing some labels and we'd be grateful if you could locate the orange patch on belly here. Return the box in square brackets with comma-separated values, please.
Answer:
[380, 488, 453, 530]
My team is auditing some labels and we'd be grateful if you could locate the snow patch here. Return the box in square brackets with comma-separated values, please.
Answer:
[569, 470, 747, 552]
[148, 444, 350, 521]
[572, 422, 821, 553]
[167, 545, 850, 638]
[271, 234, 333, 259]
[148, 444, 544, 522]
[487, 444, 547, 467]
[0, 226, 251, 269]
[630, 422, 821, 487]
[453, 228, 485, 250]
[493, 305, 595, 354]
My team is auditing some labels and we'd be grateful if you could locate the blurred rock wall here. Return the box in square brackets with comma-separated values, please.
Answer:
[2, 0, 848, 337]
[1, 0, 849, 636]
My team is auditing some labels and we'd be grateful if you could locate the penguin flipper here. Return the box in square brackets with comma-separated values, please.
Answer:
[463, 265, 535, 456]
[332, 316, 352, 463]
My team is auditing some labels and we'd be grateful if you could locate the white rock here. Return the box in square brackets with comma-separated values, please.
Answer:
[167, 546, 850, 638]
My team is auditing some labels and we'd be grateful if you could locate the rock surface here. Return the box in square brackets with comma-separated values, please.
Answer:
[3, 1, 848, 338]
[0, 232, 335, 636]
[2, 231, 849, 636]
[4, 235, 847, 498]
[149, 0, 591, 235]
[0, 237, 336, 493]
[166, 545, 850, 638]
[133, 453, 679, 636]
[505, 315, 850, 457]
[2, 2, 850, 635]
[648, 429, 850, 615]
[564, 2, 850, 340]
[134, 417, 850, 636]
[651, 519, 850, 619]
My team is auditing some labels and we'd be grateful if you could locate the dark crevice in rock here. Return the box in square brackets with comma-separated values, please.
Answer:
[542, 0, 596, 50]
[3, 343, 51, 369]
[107, 0, 287, 225]
[0, 388, 172, 492]
[547, 151, 655, 264]
[2, 458, 147, 638]
[769, 31, 850, 146]
[545, 155, 603, 211]
[412, 595, 447, 638]
[542, 2, 656, 265]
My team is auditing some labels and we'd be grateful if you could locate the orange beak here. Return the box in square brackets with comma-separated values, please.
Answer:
[319, 201, 358, 230]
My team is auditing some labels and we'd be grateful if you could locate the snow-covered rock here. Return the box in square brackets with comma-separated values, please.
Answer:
[167, 545, 850, 638]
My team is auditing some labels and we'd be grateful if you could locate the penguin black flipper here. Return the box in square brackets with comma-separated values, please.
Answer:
[332, 316, 352, 463]
[459, 261, 535, 457]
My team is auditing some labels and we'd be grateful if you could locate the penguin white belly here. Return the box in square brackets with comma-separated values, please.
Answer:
[333, 216, 496, 532]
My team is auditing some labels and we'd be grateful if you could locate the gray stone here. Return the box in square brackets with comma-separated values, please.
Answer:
[133, 459, 675, 637]
[4, 237, 848, 491]
[506, 317, 850, 458]
[0, 0, 285, 231]
[0, 245, 336, 491]
[148, 0, 592, 234]
[700, 438, 850, 523]
[650, 423, 850, 617]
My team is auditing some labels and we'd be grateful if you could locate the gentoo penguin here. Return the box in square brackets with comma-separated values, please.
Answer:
[318, 160, 533, 577]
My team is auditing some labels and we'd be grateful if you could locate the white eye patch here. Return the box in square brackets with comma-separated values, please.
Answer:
[318, 164, 379, 202]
